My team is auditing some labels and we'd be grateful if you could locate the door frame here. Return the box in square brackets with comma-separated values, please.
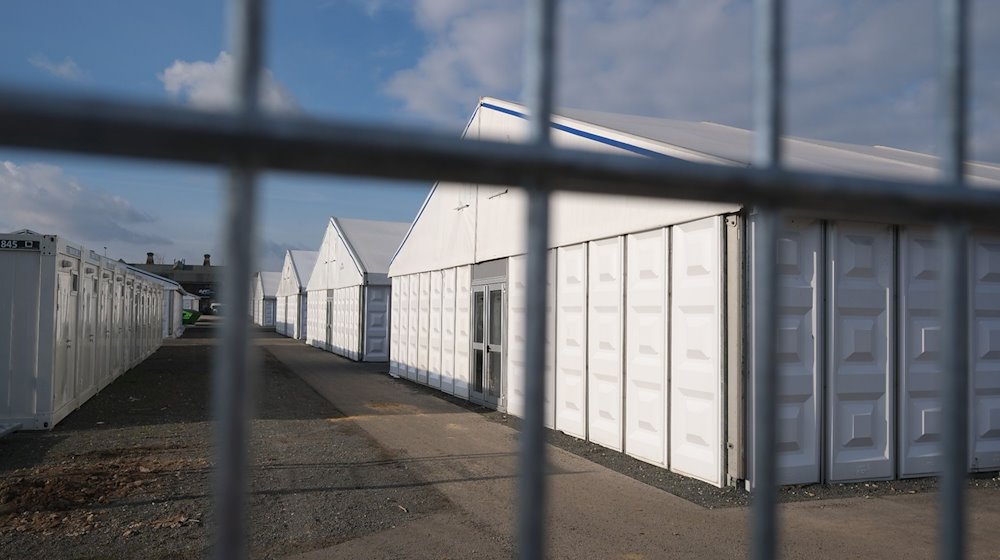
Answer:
[470, 281, 506, 409]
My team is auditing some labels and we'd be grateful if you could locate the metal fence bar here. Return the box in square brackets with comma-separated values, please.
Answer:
[751, 0, 784, 558]
[0, 89, 997, 227]
[518, 1, 557, 559]
[938, 1, 970, 558]
[213, 0, 263, 558]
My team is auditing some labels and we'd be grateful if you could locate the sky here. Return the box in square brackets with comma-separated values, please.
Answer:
[0, 0, 997, 271]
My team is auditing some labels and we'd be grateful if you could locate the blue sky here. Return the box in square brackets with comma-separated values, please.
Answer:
[1, 0, 997, 270]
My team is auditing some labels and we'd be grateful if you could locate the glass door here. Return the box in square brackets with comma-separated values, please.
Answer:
[471, 283, 504, 407]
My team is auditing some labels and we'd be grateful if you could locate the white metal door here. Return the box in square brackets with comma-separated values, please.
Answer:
[827, 221, 894, 482]
[899, 226, 944, 477]
[670, 217, 724, 487]
[429, 271, 443, 387]
[363, 286, 390, 362]
[54, 268, 79, 412]
[587, 237, 624, 451]
[970, 231, 1000, 470]
[556, 243, 587, 439]
[471, 283, 504, 407]
[625, 228, 668, 466]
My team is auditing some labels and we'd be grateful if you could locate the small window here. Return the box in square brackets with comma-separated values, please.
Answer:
[71, 272, 79, 293]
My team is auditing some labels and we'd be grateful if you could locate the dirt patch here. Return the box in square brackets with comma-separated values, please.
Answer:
[0, 319, 452, 559]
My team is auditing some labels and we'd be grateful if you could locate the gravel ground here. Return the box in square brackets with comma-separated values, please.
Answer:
[0, 320, 450, 559]
[395, 378, 1000, 509]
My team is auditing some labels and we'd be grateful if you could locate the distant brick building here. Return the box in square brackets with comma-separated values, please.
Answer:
[131, 253, 222, 312]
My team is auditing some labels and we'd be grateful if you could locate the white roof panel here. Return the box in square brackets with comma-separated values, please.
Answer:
[333, 217, 410, 275]
[289, 250, 319, 290]
[258, 271, 280, 297]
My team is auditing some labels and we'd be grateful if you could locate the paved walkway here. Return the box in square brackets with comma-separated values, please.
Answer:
[258, 333, 1000, 559]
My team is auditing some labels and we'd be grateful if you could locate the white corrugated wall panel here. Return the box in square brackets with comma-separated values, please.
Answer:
[397, 277, 410, 375]
[587, 237, 624, 451]
[774, 218, 823, 484]
[507, 254, 528, 419]
[670, 217, 724, 487]
[441, 268, 457, 394]
[827, 222, 894, 482]
[307, 292, 324, 348]
[556, 243, 588, 439]
[429, 271, 443, 387]
[351, 287, 362, 360]
[899, 226, 943, 477]
[971, 231, 1000, 471]
[390, 279, 401, 373]
[418, 272, 431, 384]
[407, 274, 419, 380]
[625, 228, 668, 466]
[454, 266, 472, 399]
[545, 251, 557, 428]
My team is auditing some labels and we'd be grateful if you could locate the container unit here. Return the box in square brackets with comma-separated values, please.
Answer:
[130, 266, 185, 339]
[306, 217, 409, 361]
[0, 231, 166, 430]
[252, 271, 279, 328]
[275, 249, 318, 340]
[388, 97, 1000, 488]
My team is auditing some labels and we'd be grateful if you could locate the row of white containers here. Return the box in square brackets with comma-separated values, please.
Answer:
[0, 232, 167, 430]
[389, 215, 1000, 487]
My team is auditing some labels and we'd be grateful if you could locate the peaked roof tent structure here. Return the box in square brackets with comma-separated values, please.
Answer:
[258, 271, 280, 297]
[305, 216, 410, 362]
[277, 250, 319, 296]
[389, 97, 1000, 278]
[386, 97, 1000, 490]
[308, 217, 411, 292]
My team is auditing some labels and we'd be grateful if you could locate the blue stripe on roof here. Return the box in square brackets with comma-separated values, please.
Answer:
[479, 102, 678, 161]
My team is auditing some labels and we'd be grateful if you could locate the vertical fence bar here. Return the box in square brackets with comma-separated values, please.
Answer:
[518, 1, 556, 559]
[751, 0, 783, 559]
[938, 1, 969, 559]
[213, 0, 263, 559]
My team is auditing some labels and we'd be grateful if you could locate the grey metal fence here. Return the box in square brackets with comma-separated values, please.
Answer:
[0, 0, 980, 558]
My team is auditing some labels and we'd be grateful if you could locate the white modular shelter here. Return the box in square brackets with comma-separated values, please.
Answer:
[0, 231, 166, 430]
[275, 250, 318, 340]
[130, 266, 185, 339]
[252, 271, 279, 328]
[306, 217, 409, 361]
[182, 292, 200, 311]
[389, 97, 1000, 488]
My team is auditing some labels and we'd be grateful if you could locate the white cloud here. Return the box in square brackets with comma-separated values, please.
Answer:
[158, 51, 298, 113]
[28, 54, 86, 81]
[0, 161, 170, 245]
[386, 0, 1000, 162]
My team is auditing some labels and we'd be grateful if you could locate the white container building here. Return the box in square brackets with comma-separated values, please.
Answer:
[0, 230, 165, 430]
[305, 216, 409, 361]
[130, 266, 186, 339]
[252, 271, 279, 328]
[275, 250, 318, 340]
[388, 97, 1000, 488]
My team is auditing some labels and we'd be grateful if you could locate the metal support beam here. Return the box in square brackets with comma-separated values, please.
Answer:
[937, 1, 970, 559]
[518, 2, 556, 560]
[212, 1, 263, 559]
[751, 0, 784, 558]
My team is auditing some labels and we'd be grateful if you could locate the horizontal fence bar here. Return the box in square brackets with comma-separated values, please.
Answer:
[0, 88, 999, 226]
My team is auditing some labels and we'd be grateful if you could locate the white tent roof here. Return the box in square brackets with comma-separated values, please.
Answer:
[389, 97, 1000, 277]
[334, 217, 410, 275]
[258, 271, 280, 297]
[277, 250, 319, 297]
